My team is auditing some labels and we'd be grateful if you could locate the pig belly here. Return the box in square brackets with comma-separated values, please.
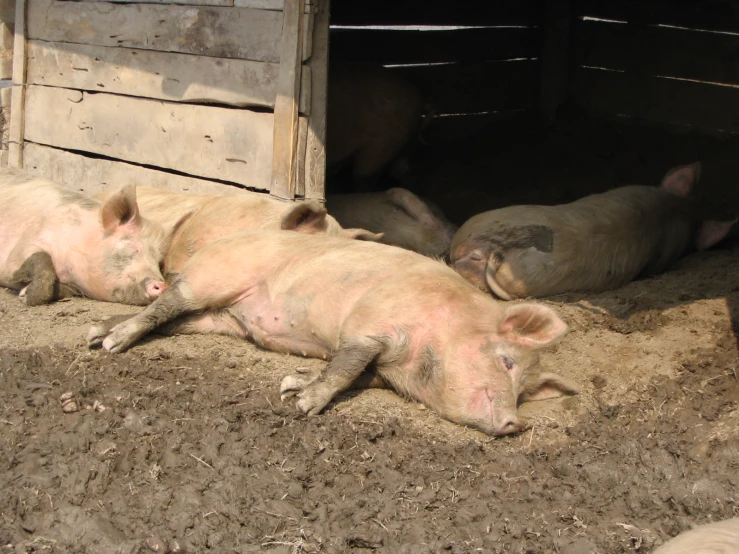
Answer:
[231, 293, 334, 359]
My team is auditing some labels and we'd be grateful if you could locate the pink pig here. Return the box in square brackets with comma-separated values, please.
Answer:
[88, 230, 577, 435]
[102, 187, 381, 274]
[0, 169, 169, 306]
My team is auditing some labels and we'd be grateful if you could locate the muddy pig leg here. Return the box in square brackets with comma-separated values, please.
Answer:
[88, 281, 197, 353]
[11, 252, 61, 306]
[88, 309, 246, 349]
[280, 338, 384, 415]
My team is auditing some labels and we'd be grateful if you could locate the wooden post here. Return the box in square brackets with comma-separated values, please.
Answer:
[539, 0, 571, 120]
[7, 0, 24, 167]
[304, 0, 328, 201]
[270, 0, 305, 200]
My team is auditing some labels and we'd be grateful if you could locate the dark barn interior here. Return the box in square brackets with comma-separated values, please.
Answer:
[326, 0, 739, 226]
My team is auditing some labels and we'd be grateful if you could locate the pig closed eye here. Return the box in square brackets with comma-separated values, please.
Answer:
[501, 355, 515, 371]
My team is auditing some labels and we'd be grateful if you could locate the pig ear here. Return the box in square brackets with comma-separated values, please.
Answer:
[343, 228, 384, 241]
[498, 303, 568, 348]
[519, 372, 579, 403]
[101, 184, 142, 232]
[695, 219, 736, 250]
[280, 201, 327, 234]
[386, 187, 438, 227]
[660, 162, 701, 197]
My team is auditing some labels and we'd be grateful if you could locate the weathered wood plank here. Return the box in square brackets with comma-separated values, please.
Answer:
[7, 0, 24, 167]
[28, 0, 285, 63]
[26, 41, 312, 114]
[572, 66, 739, 133]
[331, 0, 544, 26]
[28, 41, 269, 108]
[0, 29, 12, 79]
[574, 0, 739, 33]
[539, 0, 571, 119]
[304, 0, 327, 200]
[72, 0, 235, 6]
[270, 0, 304, 199]
[23, 143, 252, 196]
[329, 27, 540, 65]
[235, 0, 283, 9]
[0, 84, 11, 151]
[23, 85, 274, 189]
[391, 60, 539, 115]
[293, 115, 307, 197]
[574, 18, 739, 86]
[0, 0, 13, 23]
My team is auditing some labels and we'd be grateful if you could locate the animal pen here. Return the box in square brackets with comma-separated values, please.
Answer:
[0, 1, 738, 552]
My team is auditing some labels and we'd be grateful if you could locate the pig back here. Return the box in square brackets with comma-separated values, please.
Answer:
[116, 187, 214, 230]
[454, 185, 698, 297]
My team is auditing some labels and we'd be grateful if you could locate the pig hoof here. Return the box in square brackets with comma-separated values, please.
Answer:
[295, 384, 335, 416]
[279, 372, 316, 401]
[87, 324, 109, 348]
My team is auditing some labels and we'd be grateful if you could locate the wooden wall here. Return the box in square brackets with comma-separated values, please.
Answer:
[328, 0, 545, 138]
[571, 0, 739, 134]
[6, 0, 328, 200]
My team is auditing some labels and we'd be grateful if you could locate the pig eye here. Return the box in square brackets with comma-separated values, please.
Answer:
[501, 355, 515, 371]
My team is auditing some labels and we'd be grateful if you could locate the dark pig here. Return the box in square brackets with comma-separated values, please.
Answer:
[0, 169, 169, 306]
[326, 188, 457, 258]
[451, 163, 736, 298]
[327, 63, 424, 185]
[88, 230, 577, 436]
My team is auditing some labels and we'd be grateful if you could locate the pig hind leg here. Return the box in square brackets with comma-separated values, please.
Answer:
[11, 252, 61, 306]
[280, 337, 384, 415]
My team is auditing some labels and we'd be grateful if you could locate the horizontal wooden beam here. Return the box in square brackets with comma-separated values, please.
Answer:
[23, 85, 274, 189]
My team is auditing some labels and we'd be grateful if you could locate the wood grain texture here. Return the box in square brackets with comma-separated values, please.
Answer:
[269, 0, 304, 199]
[23, 142, 252, 196]
[23, 85, 274, 189]
[304, 0, 327, 200]
[28, 0, 285, 63]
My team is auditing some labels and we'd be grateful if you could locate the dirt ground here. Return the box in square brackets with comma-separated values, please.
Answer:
[1, 116, 739, 553]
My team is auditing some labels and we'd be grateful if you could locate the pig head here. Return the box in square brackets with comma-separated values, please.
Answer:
[88, 230, 576, 436]
[326, 187, 457, 258]
[0, 169, 169, 305]
[452, 162, 736, 298]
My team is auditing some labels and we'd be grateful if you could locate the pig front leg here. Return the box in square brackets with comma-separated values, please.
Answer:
[87, 281, 196, 353]
[10, 251, 61, 306]
[280, 338, 384, 415]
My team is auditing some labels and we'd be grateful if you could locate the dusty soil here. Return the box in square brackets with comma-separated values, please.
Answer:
[2, 117, 739, 553]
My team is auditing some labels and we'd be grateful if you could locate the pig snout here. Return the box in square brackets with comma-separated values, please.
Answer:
[451, 248, 488, 290]
[146, 279, 169, 298]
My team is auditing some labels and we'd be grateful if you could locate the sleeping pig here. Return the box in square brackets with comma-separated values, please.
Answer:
[326, 187, 457, 258]
[653, 517, 739, 553]
[327, 62, 425, 186]
[451, 162, 736, 298]
[98, 187, 381, 274]
[87, 230, 577, 436]
[0, 169, 169, 306]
